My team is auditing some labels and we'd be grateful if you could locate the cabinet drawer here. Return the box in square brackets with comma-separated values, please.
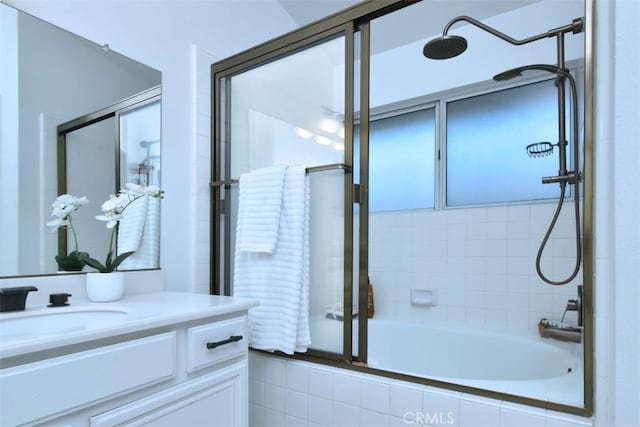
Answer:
[0, 332, 176, 426]
[187, 316, 247, 373]
[91, 360, 248, 427]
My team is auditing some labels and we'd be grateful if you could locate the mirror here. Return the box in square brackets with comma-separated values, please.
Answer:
[0, 3, 162, 277]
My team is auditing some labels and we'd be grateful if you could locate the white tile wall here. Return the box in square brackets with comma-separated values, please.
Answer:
[191, 44, 218, 295]
[249, 352, 593, 427]
[249, 353, 593, 427]
[369, 202, 582, 336]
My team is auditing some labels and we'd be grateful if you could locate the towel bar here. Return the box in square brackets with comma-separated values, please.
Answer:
[210, 163, 351, 187]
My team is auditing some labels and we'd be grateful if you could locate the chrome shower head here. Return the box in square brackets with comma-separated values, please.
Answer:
[423, 35, 468, 60]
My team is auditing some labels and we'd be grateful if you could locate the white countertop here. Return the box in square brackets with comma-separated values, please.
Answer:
[0, 291, 258, 360]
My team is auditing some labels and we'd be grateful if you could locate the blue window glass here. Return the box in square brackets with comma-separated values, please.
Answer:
[446, 80, 564, 206]
[356, 108, 435, 211]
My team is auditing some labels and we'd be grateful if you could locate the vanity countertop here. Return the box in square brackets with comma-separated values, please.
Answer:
[0, 291, 258, 360]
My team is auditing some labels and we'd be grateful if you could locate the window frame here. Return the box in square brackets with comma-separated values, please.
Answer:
[364, 63, 584, 212]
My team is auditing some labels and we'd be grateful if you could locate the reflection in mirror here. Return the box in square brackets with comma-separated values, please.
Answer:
[58, 88, 161, 273]
[0, 3, 161, 277]
[62, 117, 116, 273]
[117, 98, 161, 270]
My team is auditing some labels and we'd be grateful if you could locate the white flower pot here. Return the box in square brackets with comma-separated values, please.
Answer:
[86, 272, 124, 302]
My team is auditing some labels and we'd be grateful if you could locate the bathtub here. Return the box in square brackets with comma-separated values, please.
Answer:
[310, 318, 583, 405]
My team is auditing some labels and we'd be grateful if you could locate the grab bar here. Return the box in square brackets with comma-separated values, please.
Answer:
[210, 163, 351, 187]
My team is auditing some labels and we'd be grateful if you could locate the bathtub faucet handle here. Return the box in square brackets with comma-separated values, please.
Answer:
[561, 285, 583, 327]
[565, 299, 579, 311]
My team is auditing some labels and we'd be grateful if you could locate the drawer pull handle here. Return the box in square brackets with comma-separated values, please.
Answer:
[206, 335, 243, 350]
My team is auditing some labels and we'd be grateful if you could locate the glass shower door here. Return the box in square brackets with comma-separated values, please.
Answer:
[216, 34, 351, 356]
[117, 99, 161, 269]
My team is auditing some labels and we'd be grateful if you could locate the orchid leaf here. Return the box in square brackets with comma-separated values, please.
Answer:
[108, 251, 135, 273]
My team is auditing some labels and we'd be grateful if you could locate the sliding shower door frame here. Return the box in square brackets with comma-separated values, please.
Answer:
[56, 85, 161, 262]
[210, 0, 594, 417]
[211, 24, 361, 364]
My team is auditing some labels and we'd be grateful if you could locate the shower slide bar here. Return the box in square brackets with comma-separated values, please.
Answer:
[210, 162, 351, 187]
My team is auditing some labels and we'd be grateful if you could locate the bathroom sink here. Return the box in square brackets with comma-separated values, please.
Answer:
[0, 307, 130, 340]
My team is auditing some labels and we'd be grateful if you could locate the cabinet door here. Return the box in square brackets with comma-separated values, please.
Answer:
[91, 361, 248, 427]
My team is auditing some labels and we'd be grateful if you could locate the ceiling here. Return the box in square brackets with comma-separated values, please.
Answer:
[277, 0, 361, 27]
[276, 0, 548, 54]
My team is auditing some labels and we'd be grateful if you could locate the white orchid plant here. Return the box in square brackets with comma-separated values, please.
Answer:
[79, 183, 163, 273]
[47, 194, 90, 271]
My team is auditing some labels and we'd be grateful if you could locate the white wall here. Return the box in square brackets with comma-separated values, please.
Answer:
[369, 202, 580, 336]
[0, 5, 19, 273]
[595, 0, 640, 425]
[368, 0, 584, 108]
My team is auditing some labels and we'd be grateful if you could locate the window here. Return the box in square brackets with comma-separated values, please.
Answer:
[360, 79, 571, 211]
[356, 107, 436, 212]
[446, 80, 564, 206]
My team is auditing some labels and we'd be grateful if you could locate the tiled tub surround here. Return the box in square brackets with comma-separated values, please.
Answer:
[248, 352, 592, 427]
[368, 201, 582, 336]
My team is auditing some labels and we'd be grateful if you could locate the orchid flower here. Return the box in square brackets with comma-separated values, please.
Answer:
[80, 183, 163, 273]
[47, 194, 89, 255]
[47, 194, 89, 230]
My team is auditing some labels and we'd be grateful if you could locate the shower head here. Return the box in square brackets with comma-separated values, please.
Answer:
[526, 142, 555, 158]
[493, 68, 524, 81]
[423, 16, 584, 62]
[423, 35, 468, 60]
[493, 64, 570, 82]
[139, 139, 160, 148]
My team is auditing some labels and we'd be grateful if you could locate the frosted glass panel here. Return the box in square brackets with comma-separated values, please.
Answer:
[229, 36, 345, 176]
[447, 80, 563, 206]
[357, 108, 435, 211]
[117, 100, 161, 270]
[227, 35, 346, 355]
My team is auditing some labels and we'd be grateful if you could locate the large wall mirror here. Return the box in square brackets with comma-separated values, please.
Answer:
[0, 3, 162, 277]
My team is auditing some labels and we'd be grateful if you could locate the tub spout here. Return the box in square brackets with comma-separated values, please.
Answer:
[538, 286, 583, 343]
[538, 319, 581, 343]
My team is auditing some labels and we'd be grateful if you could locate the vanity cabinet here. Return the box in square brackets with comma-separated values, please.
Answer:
[0, 300, 252, 427]
[91, 361, 247, 427]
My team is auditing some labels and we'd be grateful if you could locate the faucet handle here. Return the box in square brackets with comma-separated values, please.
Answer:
[565, 299, 579, 311]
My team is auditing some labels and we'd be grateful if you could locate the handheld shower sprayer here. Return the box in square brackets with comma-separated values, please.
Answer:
[424, 16, 585, 286]
[494, 64, 582, 286]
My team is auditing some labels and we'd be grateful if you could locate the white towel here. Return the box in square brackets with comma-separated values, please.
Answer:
[117, 195, 160, 269]
[233, 165, 311, 354]
[236, 164, 287, 254]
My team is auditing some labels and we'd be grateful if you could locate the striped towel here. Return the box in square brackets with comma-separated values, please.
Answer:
[117, 195, 160, 269]
[233, 165, 311, 354]
[236, 164, 287, 254]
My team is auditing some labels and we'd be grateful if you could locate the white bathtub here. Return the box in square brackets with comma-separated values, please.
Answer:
[310, 318, 583, 405]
